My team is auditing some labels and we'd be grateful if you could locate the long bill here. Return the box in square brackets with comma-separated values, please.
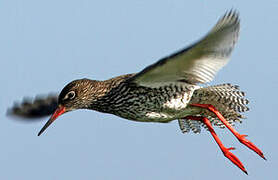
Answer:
[37, 105, 66, 136]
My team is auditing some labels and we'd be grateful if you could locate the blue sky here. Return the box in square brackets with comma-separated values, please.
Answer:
[1, 0, 277, 179]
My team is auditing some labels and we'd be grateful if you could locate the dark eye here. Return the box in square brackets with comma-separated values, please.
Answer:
[65, 91, 76, 100]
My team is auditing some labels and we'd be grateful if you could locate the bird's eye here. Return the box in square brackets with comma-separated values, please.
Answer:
[65, 91, 76, 100]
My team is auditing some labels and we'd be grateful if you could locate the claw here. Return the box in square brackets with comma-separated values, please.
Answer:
[223, 147, 248, 175]
[236, 134, 266, 160]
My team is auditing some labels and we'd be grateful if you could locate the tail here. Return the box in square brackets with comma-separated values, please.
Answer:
[178, 84, 249, 133]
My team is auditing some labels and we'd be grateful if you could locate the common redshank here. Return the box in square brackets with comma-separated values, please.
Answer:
[8, 10, 265, 174]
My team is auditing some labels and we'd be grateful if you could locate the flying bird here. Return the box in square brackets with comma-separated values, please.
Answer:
[8, 10, 265, 174]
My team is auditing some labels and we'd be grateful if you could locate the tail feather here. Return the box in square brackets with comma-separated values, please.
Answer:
[178, 84, 249, 133]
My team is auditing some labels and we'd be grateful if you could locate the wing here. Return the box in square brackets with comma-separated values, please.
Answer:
[128, 10, 240, 87]
[7, 94, 58, 120]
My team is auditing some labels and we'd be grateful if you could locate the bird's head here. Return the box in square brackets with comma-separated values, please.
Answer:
[37, 78, 102, 136]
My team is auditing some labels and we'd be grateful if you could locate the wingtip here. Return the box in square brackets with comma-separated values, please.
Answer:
[225, 9, 240, 17]
[222, 9, 240, 23]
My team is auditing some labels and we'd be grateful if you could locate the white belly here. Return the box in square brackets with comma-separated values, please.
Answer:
[144, 87, 200, 121]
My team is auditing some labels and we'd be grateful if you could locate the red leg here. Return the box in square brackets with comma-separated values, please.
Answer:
[189, 103, 266, 160]
[185, 116, 248, 174]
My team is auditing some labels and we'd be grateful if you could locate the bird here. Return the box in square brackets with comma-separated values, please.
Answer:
[8, 10, 265, 174]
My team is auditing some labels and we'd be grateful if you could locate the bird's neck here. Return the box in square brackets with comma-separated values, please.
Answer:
[87, 74, 135, 113]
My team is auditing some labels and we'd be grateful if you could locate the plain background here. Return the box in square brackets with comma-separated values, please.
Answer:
[1, 0, 277, 179]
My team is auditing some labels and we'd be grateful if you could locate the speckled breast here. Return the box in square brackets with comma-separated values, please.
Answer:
[102, 82, 199, 122]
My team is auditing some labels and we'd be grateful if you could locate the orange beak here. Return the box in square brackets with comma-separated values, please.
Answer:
[37, 105, 66, 136]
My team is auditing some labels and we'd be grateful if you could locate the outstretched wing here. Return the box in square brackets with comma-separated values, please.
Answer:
[128, 10, 240, 87]
[7, 94, 58, 120]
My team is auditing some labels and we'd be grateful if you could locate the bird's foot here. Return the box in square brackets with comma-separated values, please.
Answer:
[185, 116, 247, 174]
[222, 146, 248, 175]
[189, 103, 266, 160]
[235, 134, 266, 160]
